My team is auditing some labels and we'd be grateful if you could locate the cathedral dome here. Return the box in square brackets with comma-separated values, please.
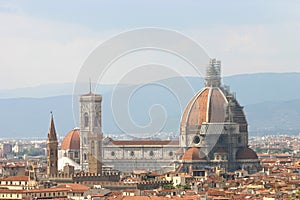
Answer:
[236, 147, 258, 160]
[182, 147, 206, 161]
[180, 59, 248, 134]
[180, 87, 228, 129]
[61, 129, 80, 150]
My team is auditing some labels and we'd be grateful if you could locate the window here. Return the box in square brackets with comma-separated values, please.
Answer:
[149, 151, 154, 156]
[91, 141, 95, 156]
[193, 136, 200, 144]
[94, 116, 99, 127]
[74, 151, 79, 158]
[84, 153, 87, 161]
[238, 137, 242, 143]
[130, 151, 134, 157]
[84, 113, 89, 127]
[111, 151, 115, 156]
[169, 151, 173, 157]
[69, 152, 73, 159]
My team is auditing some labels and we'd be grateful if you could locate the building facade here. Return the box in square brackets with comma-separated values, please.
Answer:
[102, 139, 178, 172]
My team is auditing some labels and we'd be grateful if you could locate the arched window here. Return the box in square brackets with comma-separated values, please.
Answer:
[84, 113, 89, 127]
[94, 116, 98, 127]
[84, 153, 87, 161]
[91, 141, 95, 156]
[149, 151, 154, 157]
[130, 151, 134, 157]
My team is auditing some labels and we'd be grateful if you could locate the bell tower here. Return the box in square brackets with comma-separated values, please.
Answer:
[79, 92, 103, 173]
[46, 112, 58, 176]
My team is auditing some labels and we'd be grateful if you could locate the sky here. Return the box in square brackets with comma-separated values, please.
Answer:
[0, 0, 299, 90]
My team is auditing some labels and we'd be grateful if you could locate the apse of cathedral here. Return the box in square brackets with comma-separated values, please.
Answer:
[52, 58, 261, 174]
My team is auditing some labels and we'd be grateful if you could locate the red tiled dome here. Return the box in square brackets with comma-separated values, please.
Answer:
[236, 147, 258, 160]
[182, 147, 206, 161]
[180, 87, 227, 132]
[61, 129, 80, 150]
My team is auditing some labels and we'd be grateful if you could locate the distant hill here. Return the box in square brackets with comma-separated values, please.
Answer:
[245, 99, 300, 135]
[223, 73, 300, 105]
[0, 73, 299, 138]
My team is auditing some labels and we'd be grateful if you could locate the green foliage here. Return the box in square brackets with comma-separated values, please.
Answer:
[282, 148, 291, 153]
[183, 184, 191, 190]
[17, 147, 45, 156]
[175, 184, 190, 190]
[163, 184, 175, 190]
[273, 150, 279, 154]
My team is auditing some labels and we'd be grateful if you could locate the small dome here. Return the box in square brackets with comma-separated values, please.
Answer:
[61, 129, 80, 150]
[182, 147, 206, 161]
[236, 147, 258, 160]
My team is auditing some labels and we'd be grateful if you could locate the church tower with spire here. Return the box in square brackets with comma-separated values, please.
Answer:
[46, 112, 58, 176]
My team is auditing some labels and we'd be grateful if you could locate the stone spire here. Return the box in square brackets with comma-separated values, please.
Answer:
[205, 58, 221, 87]
[47, 112, 57, 141]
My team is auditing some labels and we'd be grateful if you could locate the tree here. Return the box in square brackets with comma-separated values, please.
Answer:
[163, 184, 175, 190]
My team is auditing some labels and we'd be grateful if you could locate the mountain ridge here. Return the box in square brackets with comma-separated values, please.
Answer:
[0, 72, 299, 138]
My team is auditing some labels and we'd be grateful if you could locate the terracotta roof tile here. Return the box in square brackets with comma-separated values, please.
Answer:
[236, 147, 258, 160]
[181, 147, 206, 161]
[1, 175, 28, 181]
[61, 129, 80, 150]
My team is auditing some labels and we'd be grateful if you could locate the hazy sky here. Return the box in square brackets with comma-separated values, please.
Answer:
[0, 0, 299, 89]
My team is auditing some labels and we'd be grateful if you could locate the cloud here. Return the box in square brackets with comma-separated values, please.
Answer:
[0, 12, 112, 89]
[185, 23, 300, 75]
[0, 2, 299, 90]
